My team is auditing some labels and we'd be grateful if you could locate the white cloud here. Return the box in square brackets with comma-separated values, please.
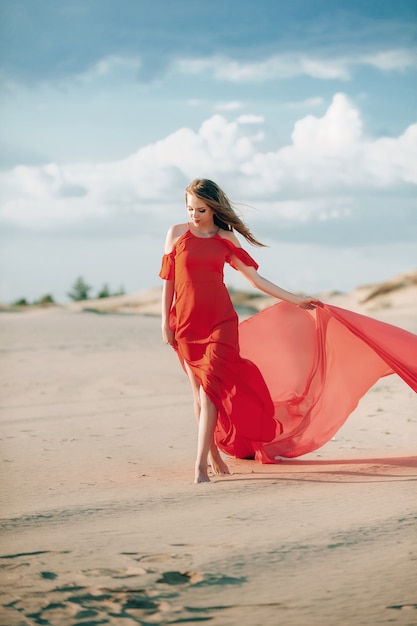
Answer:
[236, 114, 264, 125]
[125, 114, 264, 186]
[173, 54, 352, 82]
[241, 93, 417, 192]
[75, 55, 142, 84]
[215, 101, 243, 111]
[252, 198, 352, 224]
[362, 124, 417, 185]
[362, 49, 417, 72]
[171, 48, 417, 83]
[1, 93, 416, 232]
[283, 97, 325, 110]
[4, 46, 416, 94]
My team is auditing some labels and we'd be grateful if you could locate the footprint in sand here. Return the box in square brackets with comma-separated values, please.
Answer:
[387, 603, 417, 611]
[157, 570, 246, 586]
[40, 571, 58, 580]
[0, 549, 250, 625]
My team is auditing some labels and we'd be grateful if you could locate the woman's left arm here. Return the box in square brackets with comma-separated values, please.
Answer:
[233, 259, 320, 309]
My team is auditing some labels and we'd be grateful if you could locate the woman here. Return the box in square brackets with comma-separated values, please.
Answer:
[160, 178, 319, 482]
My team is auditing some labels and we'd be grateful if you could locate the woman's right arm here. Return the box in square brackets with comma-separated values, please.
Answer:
[161, 224, 183, 346]
[161, 279, 176, 345]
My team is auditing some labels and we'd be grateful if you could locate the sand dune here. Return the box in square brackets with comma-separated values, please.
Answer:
[64, 269, 417, 323]
[0, 271, 416, 625]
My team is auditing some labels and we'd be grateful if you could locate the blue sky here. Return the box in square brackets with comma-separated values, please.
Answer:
[0, 0, 416, 302]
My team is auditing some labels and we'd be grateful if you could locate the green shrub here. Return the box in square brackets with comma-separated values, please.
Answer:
[68, 276, 92, 301]
[97, 283, 111, 299]
[36, 294, 55, 305]
[97, 283, 126, 298]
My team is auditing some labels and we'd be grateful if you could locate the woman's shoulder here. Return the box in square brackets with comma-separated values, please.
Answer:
[217, 228, 242, 248]
[164, 223, 189, 253]
[169, 222, 189, 238]
[217, 229, 259, 270]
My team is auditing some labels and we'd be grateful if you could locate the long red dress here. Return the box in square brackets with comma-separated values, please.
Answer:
[160, 229, 417, 463]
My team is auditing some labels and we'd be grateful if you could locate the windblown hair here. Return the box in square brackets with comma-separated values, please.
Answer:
[185, 178, 266, 247]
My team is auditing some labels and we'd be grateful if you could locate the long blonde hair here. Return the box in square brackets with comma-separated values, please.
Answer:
[185, 178, 266, 247]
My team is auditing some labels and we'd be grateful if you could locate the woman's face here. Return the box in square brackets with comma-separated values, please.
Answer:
[186, 193, 214, 228]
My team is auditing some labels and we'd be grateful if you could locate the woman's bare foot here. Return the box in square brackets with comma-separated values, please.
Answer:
[209, 457, 230, 475]
[209, 446, 231, 476]
[210, 454, 230, 475]
[194, 464, 211, 483]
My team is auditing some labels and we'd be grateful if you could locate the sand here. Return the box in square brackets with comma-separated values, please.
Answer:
[1, 277, 416, 626]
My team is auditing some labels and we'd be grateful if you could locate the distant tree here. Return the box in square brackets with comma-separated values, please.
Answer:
[97, 283, 126, 298]
[114, 285, 125, 296]
[97, 283, 111, 299]
[13, 297, 29, 306]
[36, 294, 55, 305]
[67, 276, 92, 301]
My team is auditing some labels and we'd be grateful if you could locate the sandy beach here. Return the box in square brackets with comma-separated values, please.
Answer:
[1, 274, 416, 626]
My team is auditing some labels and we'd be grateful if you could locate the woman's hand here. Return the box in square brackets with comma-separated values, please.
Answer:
[294, 296, 320, 309]
[162, 323, 176, 346]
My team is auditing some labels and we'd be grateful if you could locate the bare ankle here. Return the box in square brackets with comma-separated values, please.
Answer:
[194, 462, 210, 483]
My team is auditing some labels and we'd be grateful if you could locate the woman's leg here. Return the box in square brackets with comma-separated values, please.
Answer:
[183, 361, 202, 421]
[194, 387, 218, 482]
[183, 362, 230, 481]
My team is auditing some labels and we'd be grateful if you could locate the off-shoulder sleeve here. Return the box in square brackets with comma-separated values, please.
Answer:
[226, 246, 259, 271]
[159, 250, 175, 280]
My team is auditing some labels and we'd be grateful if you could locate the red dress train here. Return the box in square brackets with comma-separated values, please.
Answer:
[160, 230, 417, 463]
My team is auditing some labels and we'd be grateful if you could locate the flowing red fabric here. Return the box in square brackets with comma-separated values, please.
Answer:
[160, 230, 417, 463]
[238, 302, 417, 462]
